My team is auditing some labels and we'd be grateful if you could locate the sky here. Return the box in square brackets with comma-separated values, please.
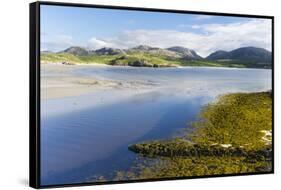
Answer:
[40, 5, 272, 57]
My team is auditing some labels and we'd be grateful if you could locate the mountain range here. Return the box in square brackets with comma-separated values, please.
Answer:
[61, 45, 271, 62]
[206, 47, 272, 63]
[42, 45, 272, 68]
[60, 45, 203, 60]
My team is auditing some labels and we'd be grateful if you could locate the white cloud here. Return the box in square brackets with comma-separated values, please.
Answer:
[191, 25, 201, 29]
[87, 37, 116, 50]
[86, 19, 271, 57]
[190, 19, 272, 56]
[41, 34, 76, 52]
[42, 19, 271, 57]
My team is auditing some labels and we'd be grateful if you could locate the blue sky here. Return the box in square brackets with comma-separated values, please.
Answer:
[41, 5, 271, 57]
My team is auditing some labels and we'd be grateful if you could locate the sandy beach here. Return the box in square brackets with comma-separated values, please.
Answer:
[41, 63, 156, 99]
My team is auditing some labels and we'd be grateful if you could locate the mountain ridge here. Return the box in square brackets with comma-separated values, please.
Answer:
[41, 45, 272, 69]
[58, 45, 204, 60]
[206, 46, 272, 64]
[56, 45, 271, 60]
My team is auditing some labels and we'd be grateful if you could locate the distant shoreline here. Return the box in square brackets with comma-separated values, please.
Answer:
[41, 61, 272, 70]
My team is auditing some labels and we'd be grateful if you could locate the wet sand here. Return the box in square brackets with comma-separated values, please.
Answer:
[41, 63, 154, 99]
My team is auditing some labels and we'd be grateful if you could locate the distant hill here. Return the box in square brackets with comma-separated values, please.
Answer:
[60, 46, 126, 56]
[167, 46, 202, 60]
[206, 50, 229, 60]
[127, 45, 203, 60]
[59, 45, 202, 60]
[61, 46, 89, 56]
[94, 47, 125, 55]
[130, 45, 158, 51]
[128, 45, 182, 58]
[206, 47, 272, 67]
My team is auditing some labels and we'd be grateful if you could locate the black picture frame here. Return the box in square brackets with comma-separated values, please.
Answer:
[30, 1, 274, 189]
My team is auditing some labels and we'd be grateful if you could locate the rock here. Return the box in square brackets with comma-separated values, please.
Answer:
[62, 61, 75, 65]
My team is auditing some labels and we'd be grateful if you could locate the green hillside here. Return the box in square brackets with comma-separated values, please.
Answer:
[40, 53, 120, 64]
[41, 52, 271, 69]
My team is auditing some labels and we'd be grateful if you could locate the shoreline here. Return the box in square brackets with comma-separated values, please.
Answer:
[41, 61, 272, 70]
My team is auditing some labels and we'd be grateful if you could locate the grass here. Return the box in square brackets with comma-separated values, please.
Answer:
[41, 52, 271, 68]
[41, 53, 119, 64]
[41, 53, 83, 63]
[189, 92, 272, 150]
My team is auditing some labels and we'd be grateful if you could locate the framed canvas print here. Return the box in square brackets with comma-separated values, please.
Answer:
[29, 1, 274, 188]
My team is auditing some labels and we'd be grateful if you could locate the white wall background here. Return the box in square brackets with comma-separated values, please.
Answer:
[0, 0, 279, 189]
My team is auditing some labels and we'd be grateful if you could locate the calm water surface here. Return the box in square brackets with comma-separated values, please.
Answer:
[41, 66, 271, 185]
